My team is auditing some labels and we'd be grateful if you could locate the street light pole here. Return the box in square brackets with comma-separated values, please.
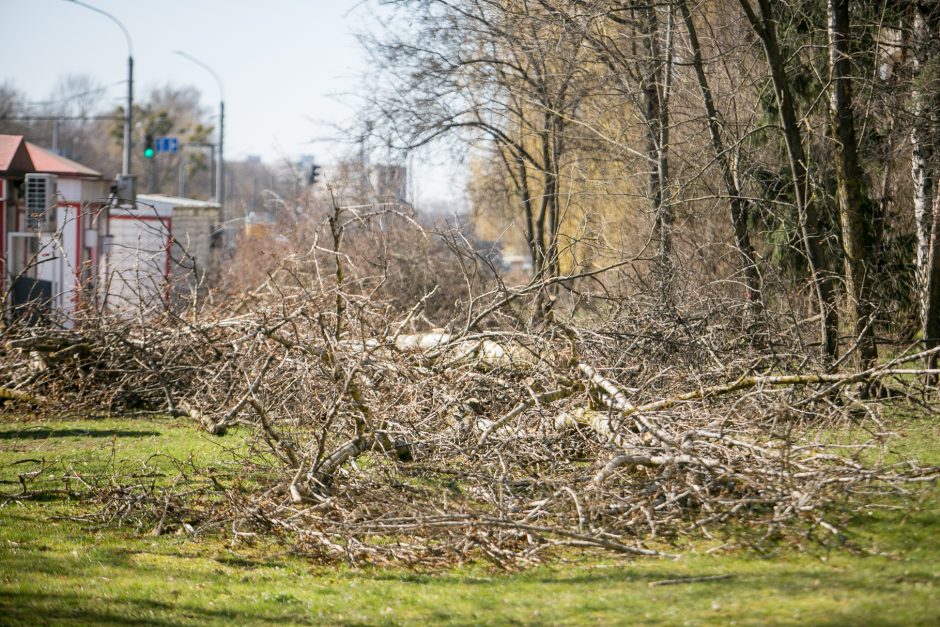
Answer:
[174, 51, 224, 217]
[126, 54, 133, 177]
[218, 100, 224, 210]
[63, 0, 133, 177]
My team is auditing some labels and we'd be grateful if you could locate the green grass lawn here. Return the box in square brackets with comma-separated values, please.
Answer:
[1, 412, 938, 626]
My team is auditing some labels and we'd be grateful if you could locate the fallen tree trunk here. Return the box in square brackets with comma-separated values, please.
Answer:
[0, 386, 42, 405]
[592, 451, 723, 486]
[572, 352, 940, 447]
[304, 430, 412, 497]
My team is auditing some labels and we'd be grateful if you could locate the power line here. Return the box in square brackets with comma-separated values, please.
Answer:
[24, 80, 127, 108]
[0, 115, 121, 121]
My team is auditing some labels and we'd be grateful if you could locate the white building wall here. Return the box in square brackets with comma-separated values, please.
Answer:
[53, 178, 109, 321]
[168, 206, 215, 298]
[105, 207, 171, 312]
[136, 195, 219, 303]
[55, 204, 78, 317]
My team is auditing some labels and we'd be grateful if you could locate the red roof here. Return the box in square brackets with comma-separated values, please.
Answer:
[0, 135, 34, 176]
[0, 134, 102, 179]
[25, 142, 101, 178]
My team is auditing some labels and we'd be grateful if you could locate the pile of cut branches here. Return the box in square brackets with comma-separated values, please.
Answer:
[1, 203, 937, 567]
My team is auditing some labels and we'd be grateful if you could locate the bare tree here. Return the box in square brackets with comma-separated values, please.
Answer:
[676, 0, 762, 314]
[827, 0, 879, 372]
[910, 2, 940, 371]
[736, 0, 839, 364]
[365, 0, 595, 319]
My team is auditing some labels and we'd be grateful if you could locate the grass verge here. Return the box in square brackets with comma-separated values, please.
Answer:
[0, 411, 938, 626]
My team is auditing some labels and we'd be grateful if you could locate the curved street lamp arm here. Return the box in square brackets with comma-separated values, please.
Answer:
[63, 0, 133, 56]
[173, 51, 225, 100]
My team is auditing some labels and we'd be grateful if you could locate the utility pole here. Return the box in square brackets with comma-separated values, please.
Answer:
[218, 100, 224, 211]
[125, 54, 133, 177]
[178, 150, 187, 197]
[360, 119, 373, 201]
[52, 120, 61, 154]
[64, 0, 134, 196]
[174, 52, 225, 220]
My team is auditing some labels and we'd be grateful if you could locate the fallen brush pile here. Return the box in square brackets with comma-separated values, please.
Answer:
[1, 205, 937, 565]
[2, 293, 938, 567]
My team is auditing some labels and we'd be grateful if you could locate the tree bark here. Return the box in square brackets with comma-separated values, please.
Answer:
[827, 0, 879, 371]
[738, 0, 839, 365]
[677, 0, 762, 314]
[911, 4, 940, 373]
[639, 4, 673, 297]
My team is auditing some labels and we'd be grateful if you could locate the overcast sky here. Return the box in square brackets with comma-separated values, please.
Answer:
[0, 0, 466, 207]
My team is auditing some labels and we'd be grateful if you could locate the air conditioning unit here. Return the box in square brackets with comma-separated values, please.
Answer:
[25, 173, 58, 231]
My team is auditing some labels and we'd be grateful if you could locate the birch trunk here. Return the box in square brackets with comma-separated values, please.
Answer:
[911, 6, 940, 371]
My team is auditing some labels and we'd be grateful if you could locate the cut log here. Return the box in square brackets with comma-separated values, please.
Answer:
[307, 431, 412, 493]
[592, 451, 722, 486]
[0, 386, 42, 405]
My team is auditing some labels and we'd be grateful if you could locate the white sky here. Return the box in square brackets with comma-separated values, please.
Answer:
[0, 0, 467, 208]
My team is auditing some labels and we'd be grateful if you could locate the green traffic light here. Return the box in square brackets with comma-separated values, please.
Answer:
[144, 148, 155, 158]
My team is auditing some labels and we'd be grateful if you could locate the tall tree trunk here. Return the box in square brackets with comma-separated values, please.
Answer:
[545, 112, 564, 282]
[738, 0, 839, 365]
[517, 152, 542, 274]
[532, 110, 564, 323]
[658, 4, 674, 273]
[827, 0, 879, 371]
[640, 4, 673, 300]
[677, 0, 762, 315]
[911, 4, 940, 372]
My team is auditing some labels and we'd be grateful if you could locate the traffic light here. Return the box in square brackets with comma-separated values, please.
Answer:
[307, 164, 321, 186]
[144, 134, 155, 159]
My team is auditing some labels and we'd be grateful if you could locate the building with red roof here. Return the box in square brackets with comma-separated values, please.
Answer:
[0, 134, 110, 323]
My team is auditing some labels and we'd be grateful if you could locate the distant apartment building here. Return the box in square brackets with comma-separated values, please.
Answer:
[314, 160, 409, 206]
[371, 164, 408, 203]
